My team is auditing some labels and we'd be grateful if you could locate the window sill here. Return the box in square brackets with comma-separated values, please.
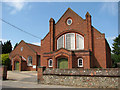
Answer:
[49, 66, 53, 67]
[78, 66, 83, 67]
[27, 65, 33, 66]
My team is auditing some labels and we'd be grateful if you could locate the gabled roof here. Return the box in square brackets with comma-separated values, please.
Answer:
[56, 8, 85, 24]
[26, 43, 41, 55]
[11, 54, 26, 61]
[10, 40, 41, 56]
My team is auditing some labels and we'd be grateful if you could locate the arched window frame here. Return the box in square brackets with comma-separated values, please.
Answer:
[57, 33, 84, 50]
[57, 35, 64, 50]
[65, 33, 75, 50]
[76, 33, 84, 50]
[78, 58, 83, 67]
[48, 59, 53, 67]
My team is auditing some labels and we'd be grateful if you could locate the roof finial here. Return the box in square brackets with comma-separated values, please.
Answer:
[49, 18, 54, 22]
[86, 12, 91, 17]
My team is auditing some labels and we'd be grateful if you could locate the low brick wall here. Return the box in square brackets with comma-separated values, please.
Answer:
[38, 68, 120, 88]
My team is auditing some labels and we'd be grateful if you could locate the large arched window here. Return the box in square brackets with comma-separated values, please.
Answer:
[57, 33, 84, 50]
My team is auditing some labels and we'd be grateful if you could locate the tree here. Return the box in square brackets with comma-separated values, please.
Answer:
[112, 34, 120, 67]
[1, 54, 11, 70]
[111, 54, 120, 67]
[112, 34, 120, 55]
[2, 40, 12, 54]
[13, 43, 18, 50]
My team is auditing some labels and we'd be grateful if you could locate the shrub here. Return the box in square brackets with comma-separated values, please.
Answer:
[1, 54, 11, 70]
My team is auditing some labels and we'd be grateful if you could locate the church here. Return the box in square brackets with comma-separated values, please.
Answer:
[9, 8, 112, 71]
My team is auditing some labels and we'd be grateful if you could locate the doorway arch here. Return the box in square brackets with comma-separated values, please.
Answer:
[15, 61, 19, 70]
[57, 58, 68, 69]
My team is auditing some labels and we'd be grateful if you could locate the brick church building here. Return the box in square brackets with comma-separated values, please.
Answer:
[9, 8, 112, 71]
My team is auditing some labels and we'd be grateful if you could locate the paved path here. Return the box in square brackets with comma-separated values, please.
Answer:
[2, 80, 74, 88]
[2, 71, 74, 88]
[7, 71, 37, 83]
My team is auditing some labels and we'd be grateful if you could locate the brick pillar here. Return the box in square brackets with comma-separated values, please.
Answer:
[53, 56, 56, 69]
[85, 12, 92, 51]
[19, 59, 22, 71]
[37, 66, 46, 84]
[12, 61, 14, 71]
[49, 18, 55, 52]
[86, 12, 92, 68]
[84, 55, 90, 69]
[2, 66, 7, 80]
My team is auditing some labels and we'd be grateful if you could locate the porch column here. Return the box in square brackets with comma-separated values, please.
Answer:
[19, 60, 22, 71]
[68, 55, 72, 69]
[84, 55, 90, 69]
[53, 56, 56, 69]
[12, 60, 14, 71]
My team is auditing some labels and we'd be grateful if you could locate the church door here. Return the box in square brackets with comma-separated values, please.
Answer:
[58, 58, 68, 69]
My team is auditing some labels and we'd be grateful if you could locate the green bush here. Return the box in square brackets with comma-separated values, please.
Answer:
[1, 54, 11, 70]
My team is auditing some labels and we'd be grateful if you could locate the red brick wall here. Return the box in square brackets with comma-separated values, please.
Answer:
[72, 51, 90, 69]
[41, 33, 51, 67]
[21, 61, 27, 71]
[105, 40, 112, 68]
[41, 33, 51, 53]
[92, 27, 107, 68]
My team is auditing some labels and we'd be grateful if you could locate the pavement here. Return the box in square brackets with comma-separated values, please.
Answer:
[2, 71, 74, 88]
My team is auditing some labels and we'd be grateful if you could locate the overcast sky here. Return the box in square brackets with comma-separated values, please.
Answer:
[1, 1, 119, 50]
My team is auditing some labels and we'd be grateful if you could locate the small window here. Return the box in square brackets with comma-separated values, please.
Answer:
[48, 59, 53, 67]
[28, 56, 32, 66]
[78, 58, 83, 67]
[67, 18, 72, 25]
[21, 47, 23, 51]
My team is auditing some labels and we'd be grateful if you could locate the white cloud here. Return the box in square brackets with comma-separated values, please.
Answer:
[32, 42, 41, 46]
[4, 0, 28, 14]
[101, 2, 118, 16]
